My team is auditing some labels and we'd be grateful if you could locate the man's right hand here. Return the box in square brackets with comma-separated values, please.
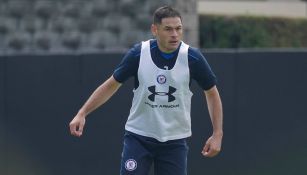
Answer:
[69, 113, 86, 137]
[68, 76, 121, 137]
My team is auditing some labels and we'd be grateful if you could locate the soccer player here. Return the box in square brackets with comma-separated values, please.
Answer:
[69, 6, 223, 175]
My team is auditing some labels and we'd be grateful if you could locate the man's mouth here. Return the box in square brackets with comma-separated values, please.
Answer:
[169, 41, 178, 45]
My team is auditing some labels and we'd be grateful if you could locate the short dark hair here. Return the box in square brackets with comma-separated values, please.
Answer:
[153, 6, 182, 24]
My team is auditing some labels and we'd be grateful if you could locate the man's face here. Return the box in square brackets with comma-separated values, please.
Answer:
[151, 17, 183, 53]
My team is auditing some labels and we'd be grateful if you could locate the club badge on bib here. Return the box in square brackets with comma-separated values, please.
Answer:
[157, 74, 166, 84]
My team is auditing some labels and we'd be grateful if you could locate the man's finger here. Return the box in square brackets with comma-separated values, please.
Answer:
[201, 143, 209, 156]
[69, 123, 76, 135]
[205, 149, 216, 157]
[70, 122, 81, 137]
[77, 123, 84, 137]
[205, 147, 220, 157]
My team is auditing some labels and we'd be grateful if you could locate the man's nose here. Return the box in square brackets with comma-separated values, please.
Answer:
[170, 29, 178, 37]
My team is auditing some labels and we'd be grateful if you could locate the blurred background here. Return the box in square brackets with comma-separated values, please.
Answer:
[0, 0, 307, 175]
[0, 0, 306, 53]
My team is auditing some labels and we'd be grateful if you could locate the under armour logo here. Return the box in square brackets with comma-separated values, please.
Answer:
[148, 86, 176, 102]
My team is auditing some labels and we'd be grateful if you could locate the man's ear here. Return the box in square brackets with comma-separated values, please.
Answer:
[151, 24, 157, 37]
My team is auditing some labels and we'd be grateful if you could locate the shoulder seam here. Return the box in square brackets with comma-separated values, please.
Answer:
[188, 47, 202, 61]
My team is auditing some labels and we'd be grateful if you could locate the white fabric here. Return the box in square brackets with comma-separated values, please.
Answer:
[125, 40, 193, 142]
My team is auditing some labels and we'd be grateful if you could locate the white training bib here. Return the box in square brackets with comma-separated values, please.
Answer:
[125, 40, 193, 142]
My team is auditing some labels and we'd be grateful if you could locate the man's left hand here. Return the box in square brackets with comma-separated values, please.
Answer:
[201, 134, 222, 157]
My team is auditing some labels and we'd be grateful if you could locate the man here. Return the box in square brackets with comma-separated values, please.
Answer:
[69, 6, 223, 175]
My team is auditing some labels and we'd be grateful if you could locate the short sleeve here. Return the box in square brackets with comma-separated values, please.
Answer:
[188, 47, 217, 90]
[113, 43, 141, 83]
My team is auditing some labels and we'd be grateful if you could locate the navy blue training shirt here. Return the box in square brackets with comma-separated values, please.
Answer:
[113, 40, 217, 91]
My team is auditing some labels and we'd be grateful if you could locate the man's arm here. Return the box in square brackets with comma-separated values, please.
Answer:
[201, 85, 223, 157]
[69, 75, 122, 137]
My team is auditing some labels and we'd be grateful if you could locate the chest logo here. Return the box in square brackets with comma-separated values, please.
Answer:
[148, 85, 176, 102]
[157, 75, 167, 84]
